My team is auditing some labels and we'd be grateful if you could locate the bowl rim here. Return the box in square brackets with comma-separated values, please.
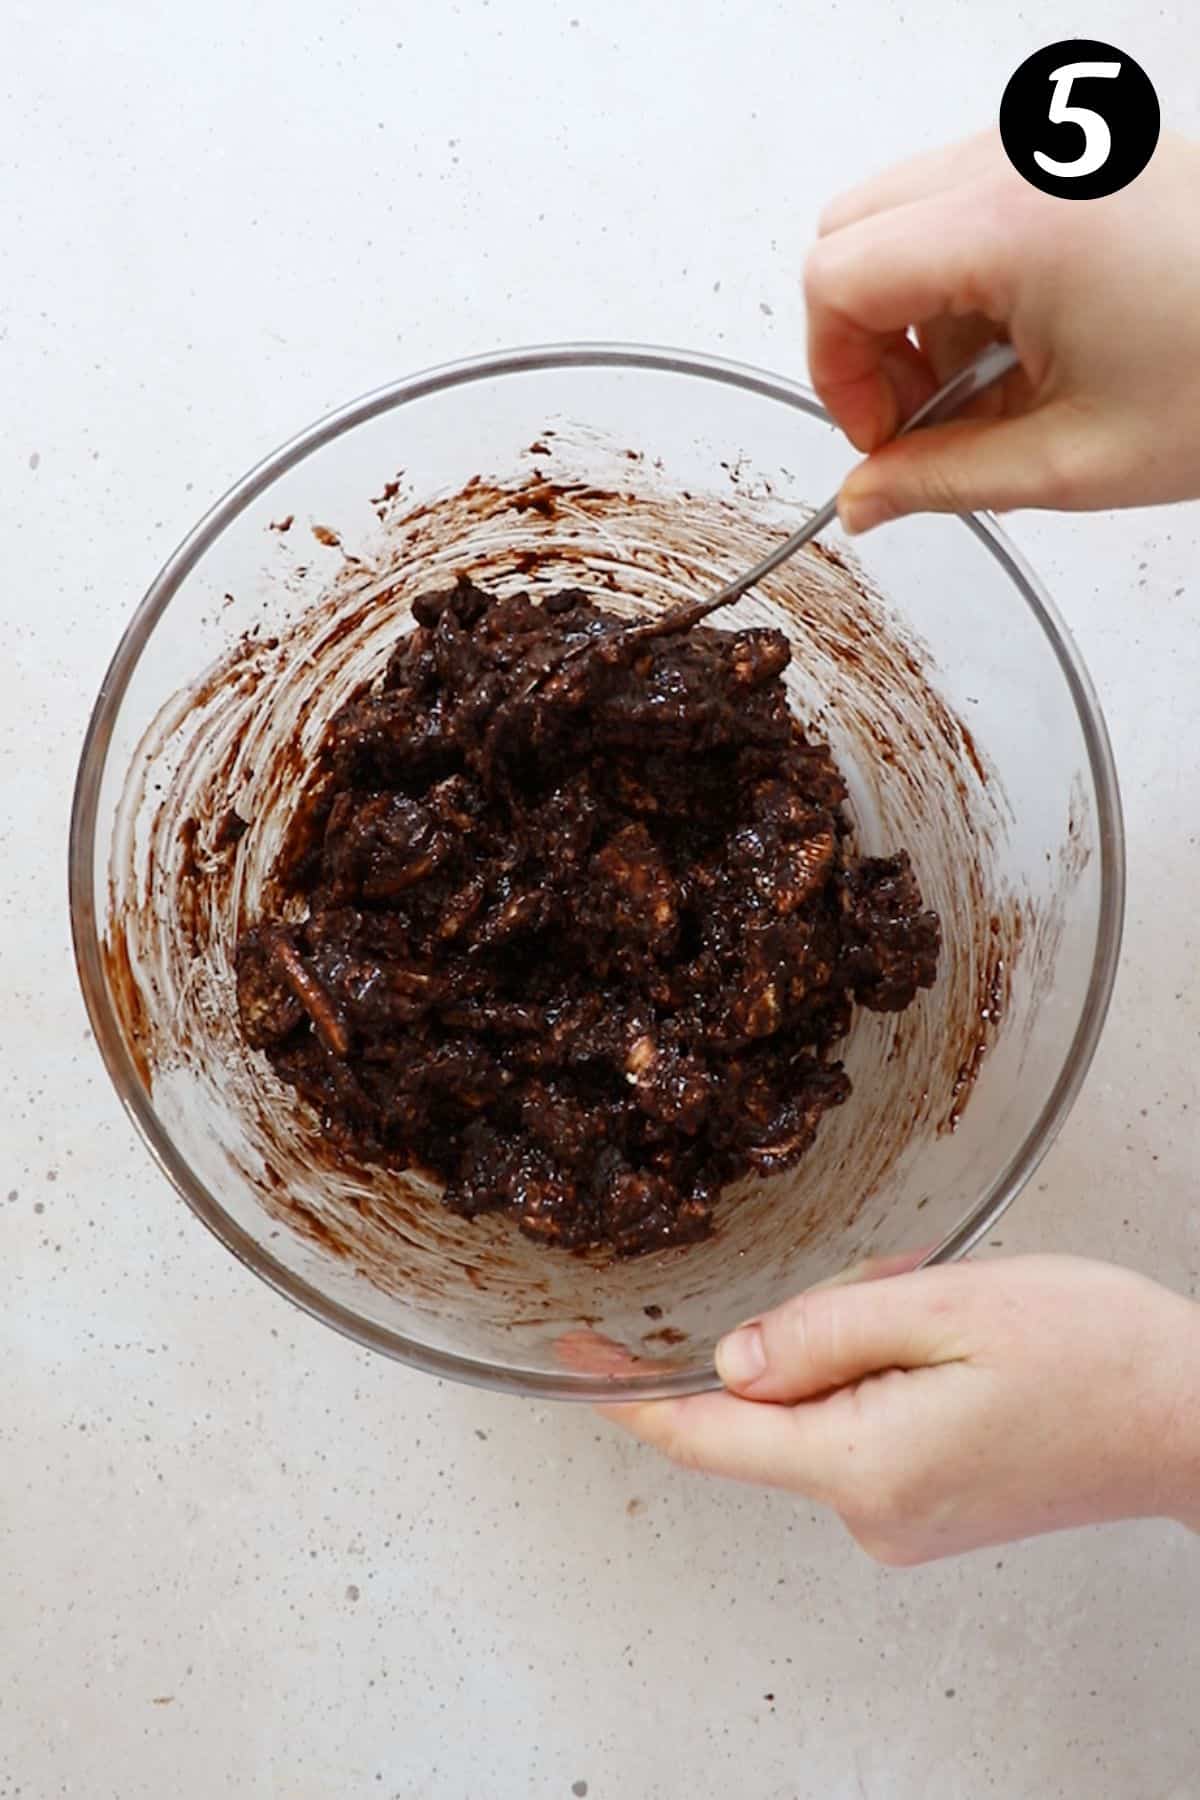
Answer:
[68, 340, 1126, 1402]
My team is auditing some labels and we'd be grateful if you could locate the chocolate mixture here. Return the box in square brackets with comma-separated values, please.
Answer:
[235, 576, 939, 1255]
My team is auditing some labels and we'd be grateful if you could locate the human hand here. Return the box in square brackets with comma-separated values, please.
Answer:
[601, 1256, 1200, 1564]
[804, 130, 1200, 531]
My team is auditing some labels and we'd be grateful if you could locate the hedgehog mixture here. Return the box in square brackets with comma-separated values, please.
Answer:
[234, 576, 939, 1255]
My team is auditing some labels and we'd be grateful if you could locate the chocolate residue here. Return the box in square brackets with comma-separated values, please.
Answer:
[98, 442, 1062, 1370]
[940, 906, 1016, 1135]
[99, 928, 153, 1094]
[213, 807, 250, 852]
[1064, 772, 1094, 883]
[371, 477, 405, 507]
[642, 1325, 687, 1347]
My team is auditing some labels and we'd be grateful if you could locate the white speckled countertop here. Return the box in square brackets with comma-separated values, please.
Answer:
[3, 2, 1199, 1795]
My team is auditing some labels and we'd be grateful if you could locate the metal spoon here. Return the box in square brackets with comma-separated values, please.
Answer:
[515, 339, 1020, 707]
[626, 338, 1021, 646]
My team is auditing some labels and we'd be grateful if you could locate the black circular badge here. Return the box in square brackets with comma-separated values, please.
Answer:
[1000, 40, 1160, 199]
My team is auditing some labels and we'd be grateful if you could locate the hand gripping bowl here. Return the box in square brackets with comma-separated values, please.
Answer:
[69, 345, 1124, 1401]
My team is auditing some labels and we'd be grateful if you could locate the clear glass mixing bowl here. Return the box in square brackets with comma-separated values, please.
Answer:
[70, 345, 1124, 1400]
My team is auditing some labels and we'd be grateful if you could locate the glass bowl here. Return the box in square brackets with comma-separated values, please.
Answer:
[69, 344, 1124, 1401]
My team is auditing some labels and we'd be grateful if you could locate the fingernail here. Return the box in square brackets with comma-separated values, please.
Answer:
[839, 493, 897, 536]
[715, 1322, 766, 1388]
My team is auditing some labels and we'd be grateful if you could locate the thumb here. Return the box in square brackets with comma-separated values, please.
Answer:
[715, 1267, 970, 1401]
[837, 404, 1080, 532]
